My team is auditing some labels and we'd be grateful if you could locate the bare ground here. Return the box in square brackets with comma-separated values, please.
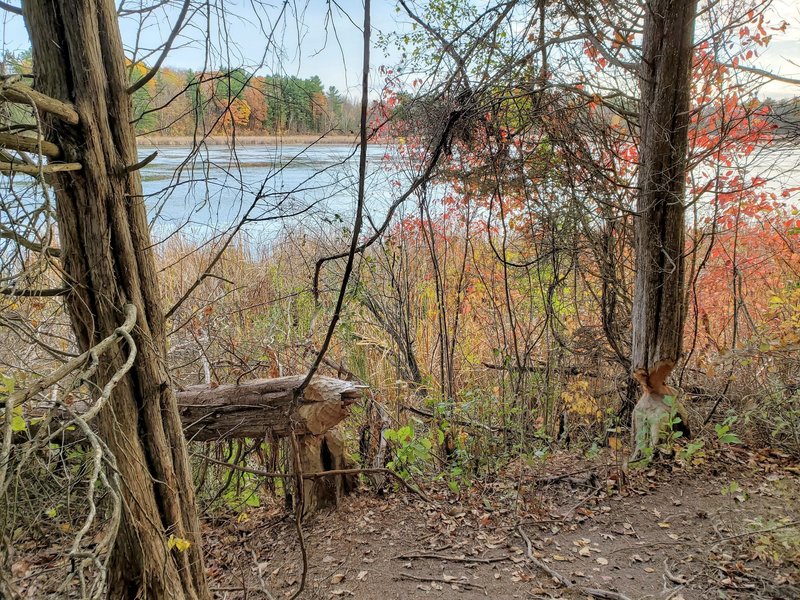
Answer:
[203, 448, 799, 600]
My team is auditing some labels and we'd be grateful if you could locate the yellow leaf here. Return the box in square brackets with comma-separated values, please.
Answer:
[168, 534, 191, 552]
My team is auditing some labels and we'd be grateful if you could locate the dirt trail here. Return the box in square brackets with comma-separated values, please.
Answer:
[204, 449, 799, 600]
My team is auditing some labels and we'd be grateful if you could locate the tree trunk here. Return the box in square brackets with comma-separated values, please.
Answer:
[178, 376, 363, 441]
[22, 1, 210, 597]
[630, 0, 697, 453]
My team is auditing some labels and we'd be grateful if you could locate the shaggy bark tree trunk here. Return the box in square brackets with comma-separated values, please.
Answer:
[630, 0, 697, 450]
[22, 1, 210, 597]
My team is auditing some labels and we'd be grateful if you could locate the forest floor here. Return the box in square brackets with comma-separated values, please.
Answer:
[204, 447, 800, 600]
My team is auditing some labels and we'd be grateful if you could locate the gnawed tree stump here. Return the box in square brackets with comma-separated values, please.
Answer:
[294, 428, 359, 516]
[177, 375, 364, 441]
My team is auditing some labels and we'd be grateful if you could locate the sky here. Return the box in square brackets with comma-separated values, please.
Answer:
[1, 0, 798, 99]
[1, 0, 406, 99]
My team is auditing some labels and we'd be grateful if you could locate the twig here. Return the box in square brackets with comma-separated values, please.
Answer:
[287, 431, 307, 600]
[394, 552, 510, 564]
[517, 526, 634, 600]
[127, 0, 191, 94]
[293, 0, 371, 401]
[516, 525, 572, 587]
[663, 558, 688, 585]
[397, 573, 486, 593]
[709, 520, 799, 549]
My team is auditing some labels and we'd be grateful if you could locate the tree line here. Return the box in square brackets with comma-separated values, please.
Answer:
[131, 67, 362, 136]
[3, 50, 361, 136]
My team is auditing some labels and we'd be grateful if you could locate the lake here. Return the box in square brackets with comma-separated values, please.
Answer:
[140, 143, 407, 243]
[138, 140, 800, 245]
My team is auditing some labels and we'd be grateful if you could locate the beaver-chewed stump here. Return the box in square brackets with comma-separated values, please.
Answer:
[177, 375, 365, 515]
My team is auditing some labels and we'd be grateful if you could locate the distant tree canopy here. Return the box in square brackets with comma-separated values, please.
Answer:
[129, 65, 360, 136]
[1, 51, 360, 137]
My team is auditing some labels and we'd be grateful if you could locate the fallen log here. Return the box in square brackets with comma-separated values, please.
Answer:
[177, 375, 365, 442]
[14, 375, 366, 515]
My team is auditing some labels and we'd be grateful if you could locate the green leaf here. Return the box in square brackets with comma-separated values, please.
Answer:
[10, 414, 26, 432]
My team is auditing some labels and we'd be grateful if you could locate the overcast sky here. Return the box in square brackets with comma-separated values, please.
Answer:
[1, 0, 798, 99]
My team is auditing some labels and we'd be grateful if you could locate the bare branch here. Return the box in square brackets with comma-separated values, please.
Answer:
[126, 0, 192, 94]
[0, 132, 61, 158]
[0, 161, 82, 175]
[0, 81, 80, 125]
[0, 2, 21, 16]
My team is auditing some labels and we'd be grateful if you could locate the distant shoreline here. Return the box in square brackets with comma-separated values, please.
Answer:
[137, 134, 366, 147]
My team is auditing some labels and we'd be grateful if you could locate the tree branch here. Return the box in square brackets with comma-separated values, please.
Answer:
[0, 2, 21, 16]
[0, 81, 80, 125]
[127, 0, 191, 94]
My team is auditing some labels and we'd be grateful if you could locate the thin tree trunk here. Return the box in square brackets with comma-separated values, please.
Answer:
[22, 1, 210, 597]
[629, 0, 697, 455]
[631, 0, 697, 393]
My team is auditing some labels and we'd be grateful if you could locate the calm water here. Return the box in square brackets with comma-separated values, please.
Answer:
[137, 141, 800, 244]
[139, 143, 408, 243]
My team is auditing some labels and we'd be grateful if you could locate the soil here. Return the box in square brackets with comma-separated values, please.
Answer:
[203, 448, 800, 600]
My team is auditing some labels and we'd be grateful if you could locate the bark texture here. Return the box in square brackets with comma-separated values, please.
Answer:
[631, 0, 697, 394]
[22, 1, 209, 597]
[178, 376, 363, 441]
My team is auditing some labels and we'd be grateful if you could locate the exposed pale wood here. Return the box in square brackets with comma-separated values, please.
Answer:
[296, 429, 358, 516]
[178, 376, 364, 441]
[0, 81, 79, 125]
[0, 161, 81, 175]
[0, 132, 61, 157]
